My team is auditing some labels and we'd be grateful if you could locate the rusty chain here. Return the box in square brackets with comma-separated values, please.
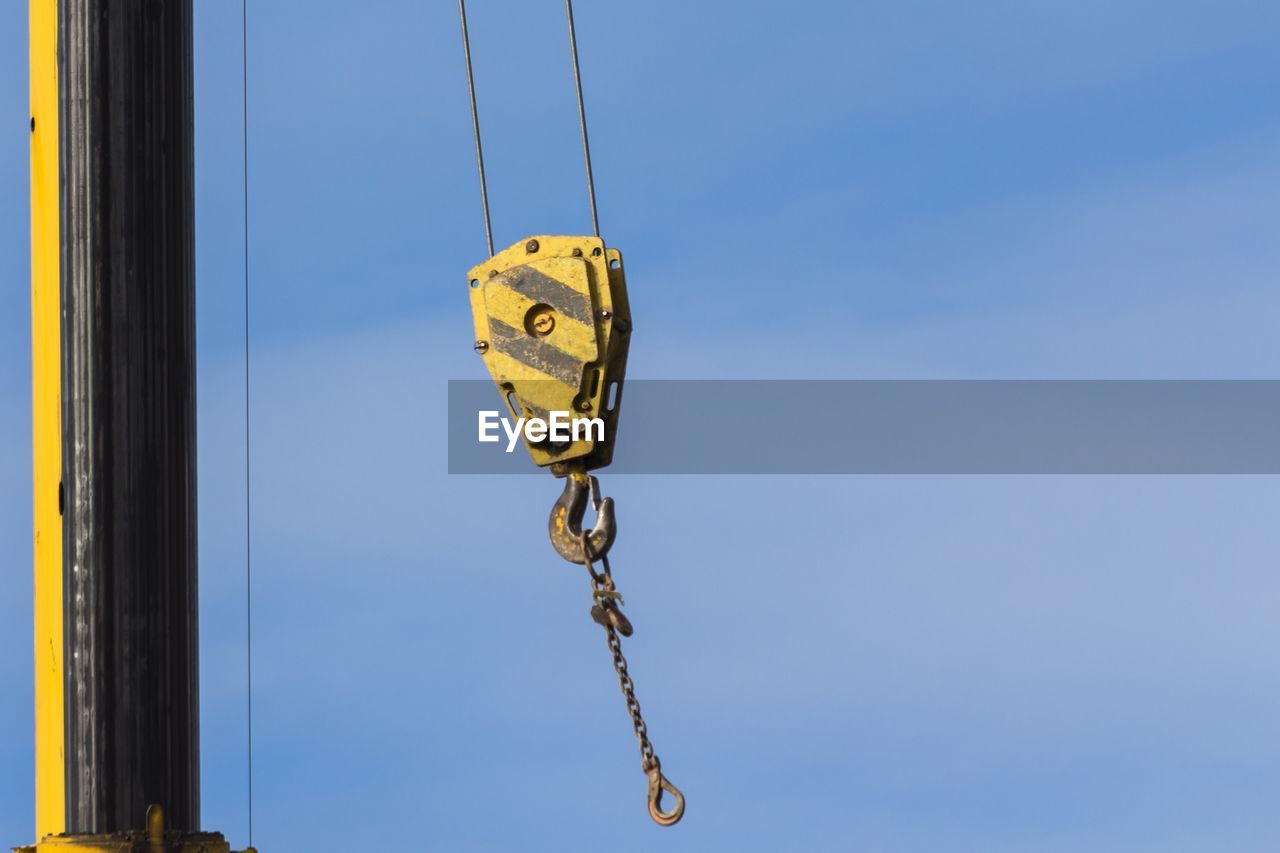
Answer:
[581, 530, 685, 826]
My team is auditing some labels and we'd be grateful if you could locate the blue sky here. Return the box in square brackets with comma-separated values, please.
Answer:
[3, 1, 1280, 850]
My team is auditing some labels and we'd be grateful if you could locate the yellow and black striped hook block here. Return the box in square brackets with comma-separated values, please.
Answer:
[468, 235, 631, 475]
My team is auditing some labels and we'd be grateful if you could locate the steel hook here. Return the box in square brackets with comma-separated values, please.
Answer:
[646, 763, 686, 827]
[548, 473, 616, 564]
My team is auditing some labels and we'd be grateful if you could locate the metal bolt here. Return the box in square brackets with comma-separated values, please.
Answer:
[526, 239, 540, 253]
[572, 248, 583, 257]
[600, 309, 612, 320]
[531, 312, 555, 336]
[473, 340, 489, 354]
[576, 399, 592, 412]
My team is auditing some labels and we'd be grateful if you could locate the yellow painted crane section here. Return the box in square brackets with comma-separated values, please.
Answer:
[30, 0, 64, 840]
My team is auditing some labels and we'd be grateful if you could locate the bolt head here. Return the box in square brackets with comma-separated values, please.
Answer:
[575, 399, 592, 412]
[473, 340, 489, 354]
[524, 304, 558, 338]
[525, 239, 540, 253]
[600, 309, 613, 320]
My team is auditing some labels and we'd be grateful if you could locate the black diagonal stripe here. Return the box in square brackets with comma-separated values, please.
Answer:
[497, 266, 594, 327]
[490, 318, 584, 386]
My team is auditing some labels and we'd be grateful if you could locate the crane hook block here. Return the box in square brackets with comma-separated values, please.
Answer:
[468, 236, 632, 476]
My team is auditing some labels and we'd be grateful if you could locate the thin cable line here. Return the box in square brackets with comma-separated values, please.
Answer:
[458, 0, 495, 257]
[564, 0, 600, 238]
[242, 0, 255, 845]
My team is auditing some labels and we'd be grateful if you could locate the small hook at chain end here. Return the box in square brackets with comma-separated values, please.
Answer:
[646, 763, 686, 827]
